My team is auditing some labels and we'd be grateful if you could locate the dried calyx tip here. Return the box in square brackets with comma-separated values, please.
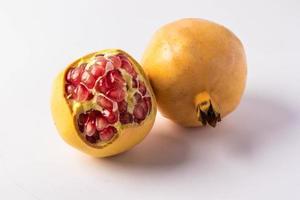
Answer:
[195, 92, 221, 127]
[196, 101, 221, 127]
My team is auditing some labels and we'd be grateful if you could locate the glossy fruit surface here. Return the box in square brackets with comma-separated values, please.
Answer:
[142, 18, 247, 127]
[51, 49, 156, 157]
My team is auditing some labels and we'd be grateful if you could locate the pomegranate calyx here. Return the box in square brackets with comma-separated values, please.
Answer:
[195, 92, 221, 127]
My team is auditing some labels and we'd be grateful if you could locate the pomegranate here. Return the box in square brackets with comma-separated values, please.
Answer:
[51, 49, 157, 157]
[142, 18, 247, 127]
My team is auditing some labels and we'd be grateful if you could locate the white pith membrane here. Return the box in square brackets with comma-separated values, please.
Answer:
[64, 52, 152, 147]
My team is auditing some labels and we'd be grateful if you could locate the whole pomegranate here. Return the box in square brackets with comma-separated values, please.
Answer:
[51, 49, 156, 157]
[142, 18, 247, 127]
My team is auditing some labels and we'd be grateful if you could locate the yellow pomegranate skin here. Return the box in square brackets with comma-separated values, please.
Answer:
[51, 49, 157, 157]
[142, 18, 247, 127]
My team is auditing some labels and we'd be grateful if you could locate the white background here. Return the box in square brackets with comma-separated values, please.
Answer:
[0, 0, 300, 199]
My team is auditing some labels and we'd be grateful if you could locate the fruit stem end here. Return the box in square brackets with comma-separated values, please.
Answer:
[195, 92, 221, 127]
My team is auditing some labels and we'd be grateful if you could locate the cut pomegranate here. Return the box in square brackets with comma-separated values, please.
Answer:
[99, 126, 117, 141]
[64, 52, 153, 146]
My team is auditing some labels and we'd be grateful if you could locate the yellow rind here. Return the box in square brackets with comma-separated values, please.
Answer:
[142, 18, 247, 127]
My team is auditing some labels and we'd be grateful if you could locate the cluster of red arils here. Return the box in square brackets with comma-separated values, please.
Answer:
[64, 53, 152, 144]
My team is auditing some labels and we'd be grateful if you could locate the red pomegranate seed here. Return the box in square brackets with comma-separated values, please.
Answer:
[66, 68, 74, 83]
[121, 60, 137, 78]
[108, 55, 122, 68]
[134, 92, 142, 102]
[99, 126, 117, 141]
[90, 62, 106, 78]
[96, 116, 108, 131]
[133, 99, 148, 121]
[107, 69, 125, 87]
[118, 53, 130, 60]
[78, 124, 84, 132]
[138, 81, 146, 95]
[144, 97, 152, 114]
[140, 99, 149, 112]
[105, 61, 114, 72]
[77, 112, 88, 132]
[118, 100, 128, 113]
[65, 84, 75, 97]
[102, 109, 118, 124]
[69, 65, 85, 85]
[81, 71, 96, 89]
[119, 112, 133, 124]
[86, 133, 99, 144]
[132, 78, 138, 88]
[95, 77, 110, 94]
[95, 56, 107, 67]
[97, 95, 113, 109]
[78, 113, 88, 126]
[121, 59, 132, 72]
[107, 87, 125, 102]
[84, 119, 96, 136]
[88, 110, 101, 119]
[74, 84, 90, 101]
[87, 93, 94, 100]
